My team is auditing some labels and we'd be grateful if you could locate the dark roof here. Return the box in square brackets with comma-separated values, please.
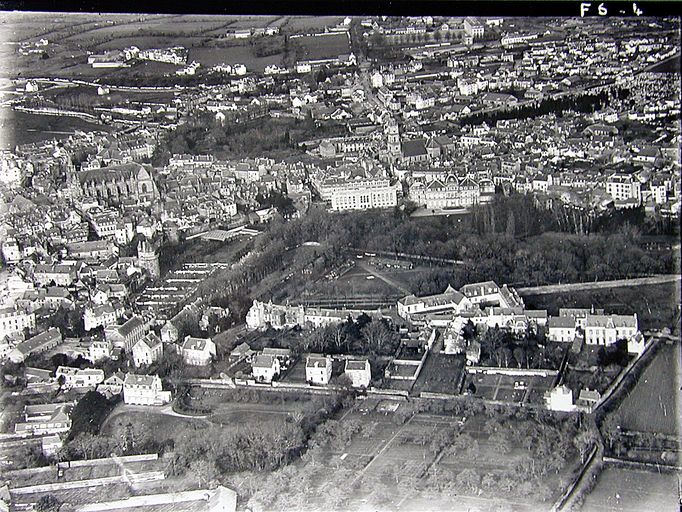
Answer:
[401, 139, 427, 158]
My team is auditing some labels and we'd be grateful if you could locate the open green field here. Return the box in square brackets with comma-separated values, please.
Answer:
[616, 341, 681, 436]
[580, 466, 680, 512]
[523, 282, 681, 333]
[291, 32, 351, 61]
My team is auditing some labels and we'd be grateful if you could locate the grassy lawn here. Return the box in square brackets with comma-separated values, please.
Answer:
[580, 466, 680, 512]
[291, 32, 350, 61]
[101, 410, 208, 444]
[616, 341, 680, 436]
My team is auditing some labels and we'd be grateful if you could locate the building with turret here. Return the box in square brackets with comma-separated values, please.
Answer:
[137, 239, 160, 279]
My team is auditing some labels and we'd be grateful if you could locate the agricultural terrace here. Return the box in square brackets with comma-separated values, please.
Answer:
[580, 466, 680, 512]
[247, 401, 587, 512]
[616, 341, 681, 436]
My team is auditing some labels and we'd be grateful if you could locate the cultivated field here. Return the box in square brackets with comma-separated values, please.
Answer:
[616, 341, 681, 436]
[580, 466, 680, 512]
[289, 408, 578, 512]
[411, 352, 466, 396]
[464, 370, 557, 405]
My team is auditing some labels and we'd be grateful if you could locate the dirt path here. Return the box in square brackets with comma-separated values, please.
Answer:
[357, 261, 411, 295]
[517, 274, 681, 296]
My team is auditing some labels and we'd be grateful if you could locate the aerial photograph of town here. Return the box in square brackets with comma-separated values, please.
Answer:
[0, 7, 679, 512]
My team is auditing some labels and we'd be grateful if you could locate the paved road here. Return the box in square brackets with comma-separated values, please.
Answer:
[517, 274, 681, 296]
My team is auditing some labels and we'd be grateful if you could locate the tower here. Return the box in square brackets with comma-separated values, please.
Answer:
[137, 239, 160, 280]
[385, 117, 401, 160]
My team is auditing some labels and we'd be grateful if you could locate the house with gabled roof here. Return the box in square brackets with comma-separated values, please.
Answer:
[306, 354, 333, 386]
[251, 353, 280, 383]
[105, 314, 147, 351]
[181, 336, 216, 366]
[123, 373, 171, 405]
[97, 371, 125, 397]
[401, 139, 428, 164]
[584, 314, 638, 346]
[229, 341, 255, 363]
[344, 358, 371, 388]
[15, 402, 75, 436]
[132, 332, 163, 367]
[397, 285, 471, 319]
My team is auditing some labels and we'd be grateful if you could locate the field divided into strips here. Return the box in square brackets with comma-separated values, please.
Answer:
[580, 466, 680, 512]
[411, 352, 466, 395]
[616, 341, 681, 436]
[465, 371, 556, 404]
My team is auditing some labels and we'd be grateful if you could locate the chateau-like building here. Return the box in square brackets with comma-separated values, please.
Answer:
[410, 175, 482, 209]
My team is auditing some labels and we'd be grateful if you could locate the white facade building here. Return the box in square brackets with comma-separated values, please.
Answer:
[306, 354, 333, 385]
[181, 336, 216, 366]
[123, 374, 171, 405]
[251, 354, 280, 383]
[344, 359, 371, 388]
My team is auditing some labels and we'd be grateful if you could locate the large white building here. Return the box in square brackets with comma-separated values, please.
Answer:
[123, 374, 171, 406]
[0, 307, 35, 340]
[55, 367, 105, 389]
[605, 173, 642, 204]
[397, 285, 472, 319]
[344, 359, 371, 388]
[251, 353, 280, 383]
[409, 175, 482, 209]
[132, 332, 163, 367]
[14, 402, 75, 436]
[326, 177, 398, 212]
[584, 314, 638, 346]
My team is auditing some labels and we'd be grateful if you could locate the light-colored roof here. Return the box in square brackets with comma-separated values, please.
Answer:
[182, 336, 211, 351]
[124, 373, 159, 386]
[345, 359, 368, 371]
[306, 355, 330, 368]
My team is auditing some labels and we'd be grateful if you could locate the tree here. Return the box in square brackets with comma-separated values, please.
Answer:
[489, 431, 512, 454]
[35, 495, 61, 512]
[456, 468, 480, 492]
[573, 428, 598, 463]
[600, 413, 621, 451]
[68, 391, 116, 440]
[361, 318, 395, 354]
[66, 432, 114, 460]
[189, 458, 218, 487]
